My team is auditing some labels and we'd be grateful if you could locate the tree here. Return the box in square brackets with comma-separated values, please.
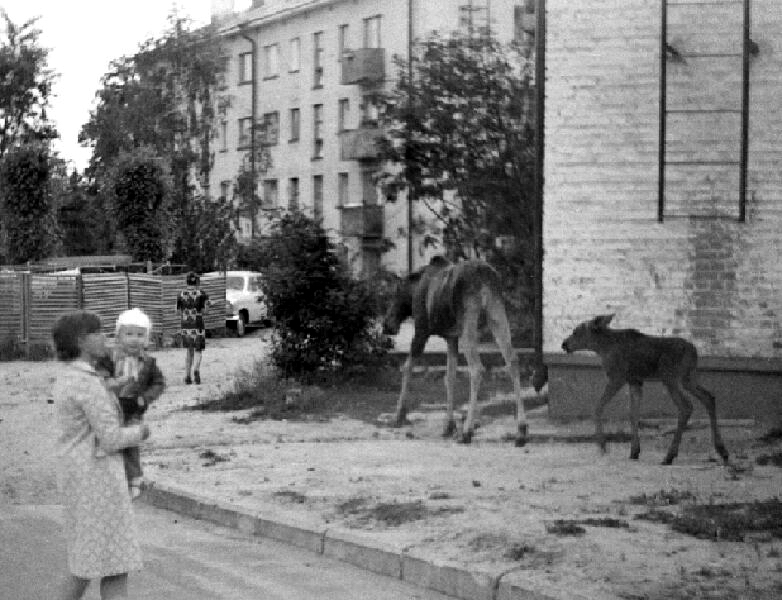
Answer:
[377, 32, 536, 344]
[0, 11, 57, 158]
[0, 145, 57, 263]
[79, 12, 243, 267]
[56, 170, 110, 256]
[253, 212, 389, 379]
[106, 148, 170, 262]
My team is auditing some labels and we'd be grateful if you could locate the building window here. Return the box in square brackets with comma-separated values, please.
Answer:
[289, 107, 300, 142]
[313, 175, 324, 221]
[313, 103, 324, 159]
[313, 31, 324, 88]
[289, 37, 301, 72]
[338, 172, 349, 206]
[239, 51, 253, 84]
[363, 15, 381, 48]
[261, 111, 279, 146]
[262, 179, 278, 209]
[220, 180, 231, 201]
[288, 177, 300, 210]
[361, 95, 379, 126]
[263, 43, 279, 78]
[220, 120, 227, 151]
[338, 98, 350, 132]
[459, 3, 489, 36]
[338, 24, 349, 58]
[238, 117, 253, 148]
[361, 168, 377, 205]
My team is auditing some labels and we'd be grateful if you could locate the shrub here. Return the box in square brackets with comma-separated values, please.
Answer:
[253, 212, 391, 379]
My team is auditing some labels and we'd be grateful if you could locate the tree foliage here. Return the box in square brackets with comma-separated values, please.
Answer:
[0, 145, 57, 263]
[251, 212, 390, 379]
[79, 13, 239, 269]
[106, 148, 169, 262]
[377, 32, 536, 344]
[0, 11, 57, 158]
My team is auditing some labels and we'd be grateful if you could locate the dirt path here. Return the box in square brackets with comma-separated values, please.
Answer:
[2, 331, 781, 599]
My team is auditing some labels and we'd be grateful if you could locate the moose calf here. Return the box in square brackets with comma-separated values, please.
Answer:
[562, 314, 729, 465]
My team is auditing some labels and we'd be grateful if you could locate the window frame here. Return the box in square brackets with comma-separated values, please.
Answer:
[288, 177, 300, 210]
[289, 37, 301, 72]
[238, 116, 253, 149]
[262, 178, 279, 209]
[313, 103, 324, 159]
[363, 15, 381, 49]
[263, 43, 280, 79]
[239, 51, 253, 84]
[289, 107, 301, 142]
[313, 31, 324, 88]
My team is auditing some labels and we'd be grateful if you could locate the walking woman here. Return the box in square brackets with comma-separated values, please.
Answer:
[51, 311, 150, 599]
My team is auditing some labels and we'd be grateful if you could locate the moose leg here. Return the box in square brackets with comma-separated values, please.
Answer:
[662, 381, 693, 465]
[394, 334, 428, 427]
[487, 298, 527, 447]
[683, 378, 729, 464]
[458, 308, 483, 444]
[442, 337, 459, 438]
[595, 378, 624, 453]
[628, 383, 642, 459]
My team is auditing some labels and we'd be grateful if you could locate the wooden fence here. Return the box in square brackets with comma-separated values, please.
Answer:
[0, 271, 225, 351]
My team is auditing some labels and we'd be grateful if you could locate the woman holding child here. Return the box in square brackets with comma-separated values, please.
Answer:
[51, 310, 151, 600]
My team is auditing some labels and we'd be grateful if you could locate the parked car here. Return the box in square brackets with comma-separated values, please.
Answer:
[224, 271, 269, 336]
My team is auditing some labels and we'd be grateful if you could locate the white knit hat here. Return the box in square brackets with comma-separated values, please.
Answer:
[115, 308, 152, 337]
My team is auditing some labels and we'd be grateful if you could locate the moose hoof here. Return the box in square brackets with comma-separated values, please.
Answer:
[392, 414, 412, 428]
[662, 455, 675, 466]
[442, 419, 457, 438]
[457, 430, 474, 444]
[515, 423, 529, 447]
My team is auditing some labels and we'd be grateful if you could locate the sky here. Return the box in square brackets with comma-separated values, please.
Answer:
[0, 0, 252, 172]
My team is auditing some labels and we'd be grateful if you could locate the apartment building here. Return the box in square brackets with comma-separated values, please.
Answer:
[209, 0, 530, 276]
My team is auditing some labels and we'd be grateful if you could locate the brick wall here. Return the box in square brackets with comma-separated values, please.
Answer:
[544, 0, 782, 359]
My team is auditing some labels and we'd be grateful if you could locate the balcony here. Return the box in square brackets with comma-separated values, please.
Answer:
[340, 125, 382, 161]
[340, 48, 385, 86]
[340, 205, 383, 239]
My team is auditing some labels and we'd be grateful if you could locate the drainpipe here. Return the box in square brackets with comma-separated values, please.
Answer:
[239, 27, 258, 239]
[533, 0, 545, 371]
[406, 0, 414, 274]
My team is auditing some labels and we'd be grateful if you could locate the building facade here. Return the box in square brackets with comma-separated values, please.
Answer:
[544, 0, 782, 361]
[209, 0, 530, 276]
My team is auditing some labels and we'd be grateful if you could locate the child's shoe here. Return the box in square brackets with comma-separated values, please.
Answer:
[194, 370, 201, 385]
[185, 374, 192, 385]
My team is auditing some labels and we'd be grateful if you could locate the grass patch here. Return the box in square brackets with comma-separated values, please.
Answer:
[637, 499, 782, 541]
[545, 517, 630, 536]
[198, 449, 229, 467]
[190, 357, 547, 425]
[0, 337, 52, 361]
[273, 490, 308, 504]
[756, 452, 782, 467]
[628, 489, 697, 506]
[338, 499, 464, 527]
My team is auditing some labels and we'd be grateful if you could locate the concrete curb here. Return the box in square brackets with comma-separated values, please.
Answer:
[141, 482, 581, 600]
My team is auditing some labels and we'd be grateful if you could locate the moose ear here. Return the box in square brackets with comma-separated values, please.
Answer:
[592, 314, 615, 330]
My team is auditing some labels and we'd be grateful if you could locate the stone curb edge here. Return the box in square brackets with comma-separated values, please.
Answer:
[141, 482, 588, 600]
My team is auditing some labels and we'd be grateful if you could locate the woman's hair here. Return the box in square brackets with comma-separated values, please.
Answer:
[115, 308, 152, 342]
[186, 271, 200, 286]
[52, 310, 102, 361]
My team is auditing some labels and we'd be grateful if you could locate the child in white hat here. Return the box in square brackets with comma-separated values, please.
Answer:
[104, 308, 165, 498]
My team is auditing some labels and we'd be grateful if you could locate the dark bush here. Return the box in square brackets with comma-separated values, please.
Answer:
[252, 212, 391, 379]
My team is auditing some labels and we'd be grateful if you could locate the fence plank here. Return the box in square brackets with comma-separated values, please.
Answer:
[0, 273, 23, 341]
[28, 274, 80, 345]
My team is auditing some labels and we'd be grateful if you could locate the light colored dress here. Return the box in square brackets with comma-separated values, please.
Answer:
[54, 359, 146, 578]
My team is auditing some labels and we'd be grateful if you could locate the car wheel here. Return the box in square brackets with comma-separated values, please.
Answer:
[236, 318, 246, 337]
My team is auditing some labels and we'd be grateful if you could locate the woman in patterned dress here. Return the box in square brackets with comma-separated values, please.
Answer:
[175, 271, 209, 385]
[52, 311, 150, 600]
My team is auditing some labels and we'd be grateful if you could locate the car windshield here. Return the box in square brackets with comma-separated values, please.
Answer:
[248, 276, 263, 292]
[226, 276, 245, 291]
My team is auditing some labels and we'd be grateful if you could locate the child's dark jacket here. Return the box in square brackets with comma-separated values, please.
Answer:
[102, 355, 165, 419]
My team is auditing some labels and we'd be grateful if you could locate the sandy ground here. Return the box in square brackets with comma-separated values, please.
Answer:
[2, 329, 782, 600]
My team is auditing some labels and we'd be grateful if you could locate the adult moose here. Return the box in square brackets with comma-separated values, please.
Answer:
[382, 256, 532, 446]
[562, 314, 730, 465]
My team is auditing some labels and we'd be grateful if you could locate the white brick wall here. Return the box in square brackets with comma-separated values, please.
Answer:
[544, 0, 782, 358]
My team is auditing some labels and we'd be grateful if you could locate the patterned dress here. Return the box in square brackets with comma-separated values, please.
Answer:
[54, 360, 146, 578]
[176, 287, 209, 351]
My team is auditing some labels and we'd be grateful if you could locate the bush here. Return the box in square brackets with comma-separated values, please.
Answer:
[253, 212, 391, 379]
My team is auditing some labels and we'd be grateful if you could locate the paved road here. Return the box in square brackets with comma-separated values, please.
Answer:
[0, 502, 455, 600]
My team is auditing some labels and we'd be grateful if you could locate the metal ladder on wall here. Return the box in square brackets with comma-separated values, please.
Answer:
[658, 0, 756, 222]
